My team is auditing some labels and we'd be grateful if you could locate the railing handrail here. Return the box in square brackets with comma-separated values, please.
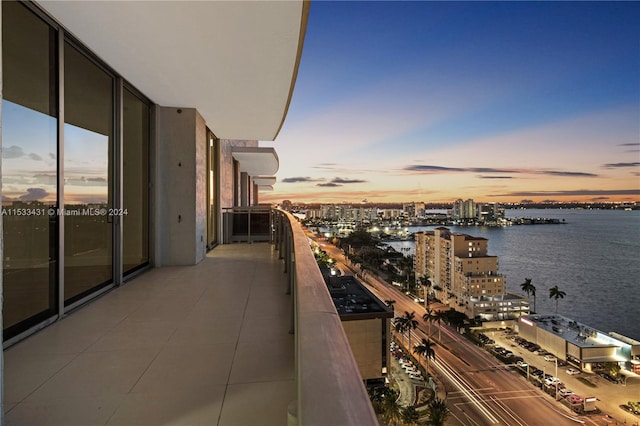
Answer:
[273, 209, 379, 426]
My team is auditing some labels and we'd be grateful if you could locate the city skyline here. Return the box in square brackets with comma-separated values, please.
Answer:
[262, 1, 640, 204]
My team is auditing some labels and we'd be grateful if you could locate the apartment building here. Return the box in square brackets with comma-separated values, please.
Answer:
[415, 227, 528, 320]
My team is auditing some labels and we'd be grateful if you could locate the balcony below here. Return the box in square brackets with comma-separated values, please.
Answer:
[3, 243, 294, 426]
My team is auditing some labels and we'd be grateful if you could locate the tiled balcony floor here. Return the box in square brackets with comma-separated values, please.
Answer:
[3, 243, 295, 426]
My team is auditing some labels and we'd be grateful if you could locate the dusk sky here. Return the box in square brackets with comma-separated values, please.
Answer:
[262, 1, 640, 204]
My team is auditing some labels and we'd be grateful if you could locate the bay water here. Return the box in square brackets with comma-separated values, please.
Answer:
[384, 209, 640, 340]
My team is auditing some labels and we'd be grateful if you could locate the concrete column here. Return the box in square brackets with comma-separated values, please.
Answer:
[253, 182, 259, 205]
[240, 172, 249, 206]
[154, 106, 206, 265]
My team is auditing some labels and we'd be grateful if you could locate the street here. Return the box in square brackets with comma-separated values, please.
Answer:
[311, 233, 628, 426]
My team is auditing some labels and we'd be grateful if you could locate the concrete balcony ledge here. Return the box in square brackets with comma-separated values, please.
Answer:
[276, 209, 378, 426]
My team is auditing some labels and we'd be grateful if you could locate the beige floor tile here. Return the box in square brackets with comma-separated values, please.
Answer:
[3, 351, 77, 404]
[4, 396, 124, 426]
[25, 348, 159, 402]
[237, 314, 291, 344]
[218, 380, 295, 426]
[168, 316, 243, 346]
[131, 343, 236, 393]
[229, 337, 294, 384]
[106, 385, 226, 426]
[86, 319, 177, 352]
[5, 243, 294, 426]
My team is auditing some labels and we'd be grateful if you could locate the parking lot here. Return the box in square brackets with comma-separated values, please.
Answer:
[482, 329, 640, 425]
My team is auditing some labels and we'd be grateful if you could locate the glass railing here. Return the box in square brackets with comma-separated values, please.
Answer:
[271, 209, 379, 426]
[222, 206, 273, 243]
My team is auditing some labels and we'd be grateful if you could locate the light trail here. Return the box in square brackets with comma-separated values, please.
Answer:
[433, 356, 500, 424]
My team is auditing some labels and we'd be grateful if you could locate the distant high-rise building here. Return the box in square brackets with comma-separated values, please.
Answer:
[281, 200, 293, 211]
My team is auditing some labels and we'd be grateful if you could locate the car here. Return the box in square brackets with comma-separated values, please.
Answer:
[517, 360, 528, 367]
[544, 354, 556, 362]
[598, 372, 619, 383]
[408, 372, 423, 381]
[566, 368, 580, 375]
[559, 388, 574, 397]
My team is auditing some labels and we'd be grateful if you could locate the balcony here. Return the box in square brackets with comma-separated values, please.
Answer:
[3, 209, 376, 425]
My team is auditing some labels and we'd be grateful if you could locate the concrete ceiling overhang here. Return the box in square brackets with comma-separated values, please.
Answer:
[232, 147, 279, 176]
[258, 185, 274, 192]
[39, 1, 309, 141]
[252, 176, 277, 186]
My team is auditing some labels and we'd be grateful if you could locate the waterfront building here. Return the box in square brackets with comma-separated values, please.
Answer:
[451, 199, 505, 224]
[403, 201, 426, 219]
[517, 314, 640, 377]
[452, 198, 477, 220]
[415, 227, 529, 320]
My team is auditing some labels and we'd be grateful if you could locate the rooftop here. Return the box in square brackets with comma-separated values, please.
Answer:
[522, 314, 632, 350]
[325, 275, 393, 319]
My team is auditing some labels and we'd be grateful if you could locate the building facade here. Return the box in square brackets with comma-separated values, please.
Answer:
[1, 3, 310, 419]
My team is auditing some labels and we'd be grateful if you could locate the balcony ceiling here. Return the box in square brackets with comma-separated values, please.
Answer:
[39, 1, 308, 141]
[232, 147, 279, 176]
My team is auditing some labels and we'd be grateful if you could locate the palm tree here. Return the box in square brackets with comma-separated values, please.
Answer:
[401, 406, 420, 426]
[520, 278, 537, 313]
[393, 316, 408, 348]
[413, 337, 435, 376]
[549, 285, 566, 313]
[427, 397, 449, 426]
[367, 386, 386, 414]
[420, 275, 433, 307]
[404, 311, 419, 353]
[384, 299, 396, 309]
[381, 388, 402, 426]
[423, 308, 435, 337]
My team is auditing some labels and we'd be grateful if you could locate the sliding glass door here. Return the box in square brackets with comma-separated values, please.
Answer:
[2, 2, 151, 341]
[63, 41, 114, 305]
[2, 1, 59, 338]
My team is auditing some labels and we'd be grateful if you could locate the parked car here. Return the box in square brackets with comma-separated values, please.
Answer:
[544, 354, 556, 362]
[559, 388, 574, 397]
[598, 372, 619, 383]
[566, 368, 580, 375]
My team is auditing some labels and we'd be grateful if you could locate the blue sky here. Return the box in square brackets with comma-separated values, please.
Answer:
[263, 1, 640, 204]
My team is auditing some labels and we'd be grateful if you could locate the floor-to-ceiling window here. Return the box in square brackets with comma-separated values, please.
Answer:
[1, 1, 59, 339]
[123, 88, 150, 273]
[2, 2, 151, 341]
[206, 129, 219, 249]
[63, 41, 114, 305]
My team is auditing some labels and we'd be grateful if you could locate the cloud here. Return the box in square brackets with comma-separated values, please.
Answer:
[403, 164, 596, 177]
[49, 153, 56, 160]
[282, 177, 324, 183]
[3, 145, 44, 161]
[490, 189, 640, 197]
[317, 182, 340, 187]
[478, 176, 513, 179]
[3, 146, 26, 159]
[28, 153, 43, 161]
[332, 177, 367, 184]
[18, 188, 50, 201]
[541, 171, 598, 177]
[87, 177, 107, 182]
[602, 162, 640, 168]
[618, 143, 640, 147]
